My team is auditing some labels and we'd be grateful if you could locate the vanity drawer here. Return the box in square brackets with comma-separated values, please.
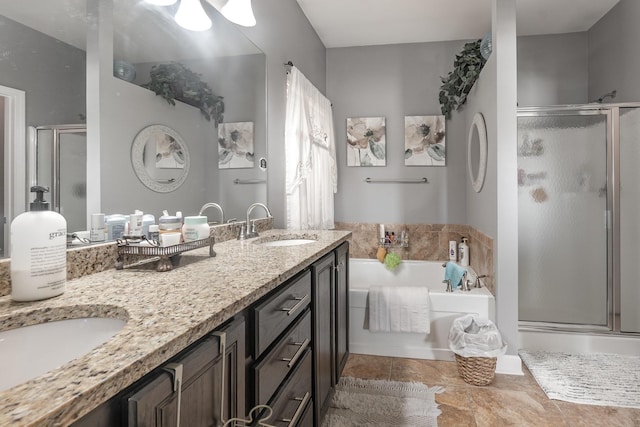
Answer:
[254, 308, 311, 405]
[267, 347, 313, 427]
[254, 270, 311, 357]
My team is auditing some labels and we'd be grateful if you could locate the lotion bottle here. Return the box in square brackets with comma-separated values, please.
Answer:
[11, 186, 67, 301]
[459, 237, 470, 267]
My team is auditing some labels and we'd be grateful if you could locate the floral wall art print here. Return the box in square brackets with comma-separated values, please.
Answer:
[218, 121, 254, 169]
[346, 117, 386, 166]
[404, 115, 446, 166]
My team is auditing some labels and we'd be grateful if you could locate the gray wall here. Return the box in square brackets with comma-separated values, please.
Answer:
[588, 0, 640, 103]
[237, 0, 327, 228]
[517, 32, 588, 106]
[326, 41, 469, 224]
[0, 15, 86, 127]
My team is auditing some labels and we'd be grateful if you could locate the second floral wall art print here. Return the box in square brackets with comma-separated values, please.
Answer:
[346, 116, 386, 166]
[404, 115, 446, 166]
[218, 121, 255, 169]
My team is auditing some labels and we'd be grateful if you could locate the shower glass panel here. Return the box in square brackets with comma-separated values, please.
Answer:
[518, 112, 609, 326]
[619, 107, 640, 333]
[32, 125, 87, 233]
[58, 131, 86, 233]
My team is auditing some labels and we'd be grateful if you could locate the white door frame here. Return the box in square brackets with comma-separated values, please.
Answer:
[1, 84, 26, 257]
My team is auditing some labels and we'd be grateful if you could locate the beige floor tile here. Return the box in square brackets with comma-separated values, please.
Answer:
[390, 357, 468, 387]
[341, 353, 392, 380]
[470, 387, 568, 427]
[436, 385, 477, 427]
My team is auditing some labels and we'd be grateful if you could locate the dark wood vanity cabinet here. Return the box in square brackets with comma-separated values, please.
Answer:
[72, 315, 246, 427]
[72, 242, 349, 427]
[250, 270, 313, 426]
[334, 241, 349, 383]
[312, 241, 350, 426]
[126, 314, 246, 427]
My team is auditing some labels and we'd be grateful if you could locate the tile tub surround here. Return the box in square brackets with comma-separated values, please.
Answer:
[0, 217, 274, 298]
[0, 227, 345, 427]
[334, 222, 494, 294]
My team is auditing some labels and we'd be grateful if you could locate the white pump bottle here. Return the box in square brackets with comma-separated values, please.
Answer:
[10, 186, 67, 301]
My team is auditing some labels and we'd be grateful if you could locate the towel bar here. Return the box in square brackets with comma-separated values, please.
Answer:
[365, 177, 428, 184]
[233, 179, 266, 184]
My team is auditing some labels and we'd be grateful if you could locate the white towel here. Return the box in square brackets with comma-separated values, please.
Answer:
[368, 286, 430, 334]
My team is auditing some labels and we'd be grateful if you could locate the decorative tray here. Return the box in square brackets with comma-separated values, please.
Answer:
[116, 235, 215, 272]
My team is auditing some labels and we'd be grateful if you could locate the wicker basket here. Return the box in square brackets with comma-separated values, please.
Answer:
[454, 354, 497, 386]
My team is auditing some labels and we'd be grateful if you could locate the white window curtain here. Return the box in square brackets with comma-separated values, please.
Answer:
[285, 66, 337, 230]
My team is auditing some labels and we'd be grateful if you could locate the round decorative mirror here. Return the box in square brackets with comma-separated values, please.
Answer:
[131, 125, 190, 193]
[467, 112, 488, 193]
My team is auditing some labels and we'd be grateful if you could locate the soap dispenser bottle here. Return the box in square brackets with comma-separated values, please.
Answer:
[10, 186, 67, 301]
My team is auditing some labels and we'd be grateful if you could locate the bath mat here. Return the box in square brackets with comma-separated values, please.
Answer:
[322, 377, 443, 426]
[519, 350, 640, 408]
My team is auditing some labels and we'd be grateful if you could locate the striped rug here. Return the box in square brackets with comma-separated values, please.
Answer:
[519, 350, 640, 408]
[323, 377, 444, 426]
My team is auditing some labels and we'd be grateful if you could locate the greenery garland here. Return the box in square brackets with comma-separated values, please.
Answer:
[439, 40, 486, 119]
[143, 62, 225, 124]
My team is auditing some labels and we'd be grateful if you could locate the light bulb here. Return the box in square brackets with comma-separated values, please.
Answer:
[175, 0, 212, 32]
[221, 0, 256, 27]
[145, 0, 178, 5]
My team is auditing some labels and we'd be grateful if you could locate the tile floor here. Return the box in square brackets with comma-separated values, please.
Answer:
[341, 353, 640, 426]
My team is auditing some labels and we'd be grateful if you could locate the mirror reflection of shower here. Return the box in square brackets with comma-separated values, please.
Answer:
[591, 89, 617, 104]
[28, 125, 87, 233]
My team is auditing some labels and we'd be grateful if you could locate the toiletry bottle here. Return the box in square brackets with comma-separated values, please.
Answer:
[449, 240, 457, 262]
[10, 186, 67, 302]
[90, 213, 106, 242]
[148, 224, 160, 242]
[459, 237, 470, 267]
[142, 214, 155, 238]
[129, 210, 144, 236]
[106, 214, 127, 240]
[182, 216, 210, 242]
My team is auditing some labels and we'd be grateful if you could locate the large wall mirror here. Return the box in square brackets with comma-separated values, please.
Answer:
[0, 0, 267, 257]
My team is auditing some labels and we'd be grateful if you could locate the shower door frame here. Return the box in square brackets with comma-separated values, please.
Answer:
[28, 124, 87, 226]
[516, 103, 633, 335]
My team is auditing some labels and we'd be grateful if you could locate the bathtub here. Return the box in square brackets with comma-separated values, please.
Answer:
[349, 258, 495, 361]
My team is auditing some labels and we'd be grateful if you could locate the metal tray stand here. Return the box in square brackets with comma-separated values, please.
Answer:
[116, 235, 216, 272]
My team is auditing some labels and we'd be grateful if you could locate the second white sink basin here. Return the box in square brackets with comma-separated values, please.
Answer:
[0, 317, 127, 391]
[260, 239, 316, 247]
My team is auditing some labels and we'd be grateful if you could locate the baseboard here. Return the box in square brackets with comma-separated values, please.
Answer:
[495, 354, 523, 375]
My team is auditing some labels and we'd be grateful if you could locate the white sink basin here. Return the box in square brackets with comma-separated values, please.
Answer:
[0, 317, 126, 391]
[259, 239, 316, 247]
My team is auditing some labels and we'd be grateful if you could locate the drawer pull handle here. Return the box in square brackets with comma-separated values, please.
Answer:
[279, 294, 310, 316]
[280, 338, 310, 368]
[280, 391, 311, 427]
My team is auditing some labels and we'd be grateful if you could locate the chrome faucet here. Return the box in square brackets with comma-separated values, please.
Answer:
[198, 203, 224, 224]
[238, 203, 272, 240]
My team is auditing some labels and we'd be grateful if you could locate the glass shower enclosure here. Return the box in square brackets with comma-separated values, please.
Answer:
[518, 103, 640, 335]
[29, 124, 87, 233]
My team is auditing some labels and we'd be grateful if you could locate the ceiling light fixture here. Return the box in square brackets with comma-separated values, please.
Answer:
[174, 0, 212, 31]
[220, 0, 256, 27]
[144, 0, 178, 5]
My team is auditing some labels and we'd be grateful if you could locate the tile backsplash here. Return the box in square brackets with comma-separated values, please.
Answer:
[333, 222, 495, 294]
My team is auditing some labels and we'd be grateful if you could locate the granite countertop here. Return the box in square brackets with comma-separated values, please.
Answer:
[0, 229, 351, 427]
